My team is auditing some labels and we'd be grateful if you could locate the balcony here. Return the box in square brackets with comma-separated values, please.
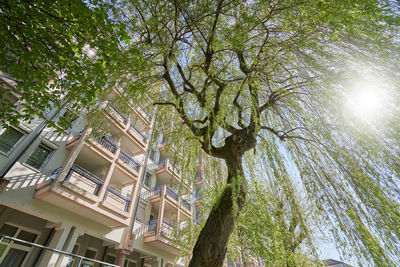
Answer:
[101, 186, 131, 216]
[35, 165, 132, 228]
[150, 185, 178, 204]
[195, 172, 203, 185]
[143, 217, 180, 255]
[133, 105, 152, 130]
[62, 165, 103, 199]
[91, 134, 118, 153]
[116, 148, 141, 177]
[155, 159, 181, 184]
[180, 198, 191, 213]
[86, 133, 119, 161]
[125, 123, 148, 154]
[129, 123, 148, 142]
[105, 102, 129, 129]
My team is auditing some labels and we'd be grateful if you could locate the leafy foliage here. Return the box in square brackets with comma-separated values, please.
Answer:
[0, 0, 141, 129]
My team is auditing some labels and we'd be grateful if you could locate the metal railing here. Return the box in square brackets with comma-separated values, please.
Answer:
[195, 172, 202, 182]
[107, 102, 129, 124]
[167, 159, 181, 175]
[194, 217, 203, 225]
[103, 186, 131, 211]
[50, 167, 62, 179]
[153, 185, 162, 195]
[132, 223, 148, 238]
[140, 189, 156, 201]
[165, 186, 178, 201]
[118, 149, 140, 171]
[158, 159, 181, 175]
[162, 218, 174, 228]
[181, 198, 191, 211]
[148, 219, 158, 232]
[90, 134, 118, 154]
[129, 123, 148, 142]
[64, 165, 104, 195]
[136, 105, 151, 121]
[0, 234, 119, 267]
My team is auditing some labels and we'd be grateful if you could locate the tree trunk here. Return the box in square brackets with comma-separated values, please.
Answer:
[189, 151, 246, 267]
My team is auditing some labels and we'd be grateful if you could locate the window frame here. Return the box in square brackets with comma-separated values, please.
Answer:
[0, 127, 26, 156]
[58, 109, 79, 130]
[143, 171, 152, 188]
[24, 143, 54, 171]
[0, 222, 41, 266]
[148, 148, 155, 161]
[124, 258, 138, 267]
[81, 247, 98, 267]
[104, 253, 117, 265]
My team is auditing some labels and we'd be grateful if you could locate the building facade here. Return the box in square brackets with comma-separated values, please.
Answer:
[0, 86, 207, 266]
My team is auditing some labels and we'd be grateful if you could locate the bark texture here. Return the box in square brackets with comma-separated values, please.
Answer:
[189, 134, 252, 267]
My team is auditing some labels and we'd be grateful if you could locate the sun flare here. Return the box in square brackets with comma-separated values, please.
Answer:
[346, 80, 384, 119]
[351, 89, 382, 116]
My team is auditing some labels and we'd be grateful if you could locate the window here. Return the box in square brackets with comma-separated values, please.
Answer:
[104, 254, 116, 264]
[143, 172, 151, 188]
[149, 149, 155, 161]
[0, 128, 24, 154]
[124, 259, 137, 267]
[0, 223, 39, 266]
[81, 248, 97, 267]
[25, 144, 53, 170]
[59, 110, 78, 129]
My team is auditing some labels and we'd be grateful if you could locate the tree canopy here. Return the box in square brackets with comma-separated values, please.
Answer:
[111, 0, 400, 265]
[0, 0, 144, 128]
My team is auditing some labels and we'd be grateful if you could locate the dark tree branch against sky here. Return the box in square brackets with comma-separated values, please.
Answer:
[111, 0, 400, 266]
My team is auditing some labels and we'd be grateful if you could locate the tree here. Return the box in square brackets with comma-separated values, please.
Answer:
[0, 0, 144, 129]
[112, 0, 400, 266]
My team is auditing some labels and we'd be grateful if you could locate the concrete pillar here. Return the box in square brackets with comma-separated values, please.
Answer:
[116, 249, 130, 266]
[38, 225, 65, 267]
[157, 185, 166, 237]
[54, 226, 84, 267]
[49, 129, 89, 190]
[97, 162, 116, 200]
[152, 256, 160, 267]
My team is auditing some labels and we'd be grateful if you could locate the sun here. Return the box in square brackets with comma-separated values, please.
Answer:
[346, 81, 384, 119]
[351, 88, 381, 116]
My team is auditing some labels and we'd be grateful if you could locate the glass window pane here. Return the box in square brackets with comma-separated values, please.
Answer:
[0, 248, 27, 267]
[105, 254, 116, 264]
[25, 145, 52, 169]
[82, 248, 97, 267]
[0, 128, 23, 153]
[0, 224, 18, 237]
[15, 230, 37, 246]
[144, 172, 151, 187]
[0, 244, 6, 258]
[59, 111, 78, 129]
[84, 248, 97, 259]
[124, 261, 137, 267]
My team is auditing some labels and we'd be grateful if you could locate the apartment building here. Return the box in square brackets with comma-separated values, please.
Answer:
[0, 86, 207, 266]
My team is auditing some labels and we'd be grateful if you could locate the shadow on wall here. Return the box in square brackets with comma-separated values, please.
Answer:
[42, 129, 75, 143]
[5, 172, 50, 192]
